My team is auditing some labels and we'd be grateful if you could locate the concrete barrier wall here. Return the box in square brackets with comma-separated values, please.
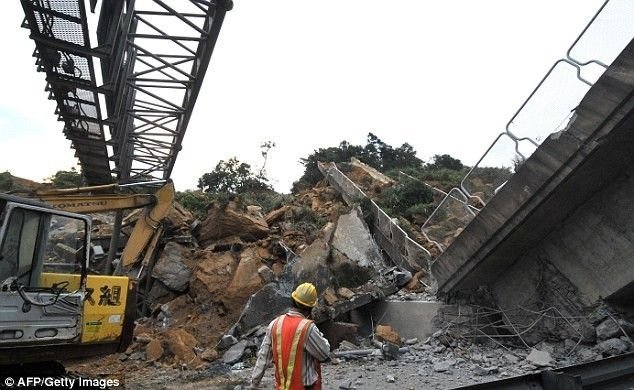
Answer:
[318, 162, 431, 273]
[350, 301, 443, 340]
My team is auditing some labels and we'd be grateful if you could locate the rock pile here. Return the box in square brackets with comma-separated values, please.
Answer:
[117, 181, 412, 369]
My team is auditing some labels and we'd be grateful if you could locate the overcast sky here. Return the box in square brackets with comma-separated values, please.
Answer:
[0, 0, 625, 192]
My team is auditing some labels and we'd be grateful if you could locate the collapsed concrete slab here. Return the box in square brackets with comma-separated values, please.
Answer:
[434, 40, 634, 298]
[330, 207, 386, 285]
[431, 40, 634, 342]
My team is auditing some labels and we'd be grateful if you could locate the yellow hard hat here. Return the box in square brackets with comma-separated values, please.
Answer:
[292, 282, 318, 308]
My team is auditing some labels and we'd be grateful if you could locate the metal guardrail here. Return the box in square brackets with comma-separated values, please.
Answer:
[317, 162, 432, 273]
[422, 0, 634, 255]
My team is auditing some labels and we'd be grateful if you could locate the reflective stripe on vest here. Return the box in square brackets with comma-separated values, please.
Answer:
[273, 315, 311, 390]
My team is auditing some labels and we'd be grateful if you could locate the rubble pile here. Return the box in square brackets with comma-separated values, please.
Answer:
[427, 301, 634, 369]
[114, 180, 412, 369]
[57, 161, 633, 386]
[327, 318, 632, 388]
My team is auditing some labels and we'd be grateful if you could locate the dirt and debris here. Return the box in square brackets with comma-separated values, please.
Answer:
[61, 161, 634, 388]
[67, 179, 410, 376]
[67, 324, 626, 389]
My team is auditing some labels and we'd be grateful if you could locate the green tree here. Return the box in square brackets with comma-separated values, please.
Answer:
[292, 133, 422, 193]
[428, 154, 464, 171]
[48, 167, 83, 188]
[383, 142, 422, 171]
[198, 157, 271, 194]
[362, 133, 383, 168]
[257, 140, 276, 180]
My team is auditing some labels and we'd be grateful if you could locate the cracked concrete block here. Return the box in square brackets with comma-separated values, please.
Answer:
[328, 207, 388, 288]
[526, 349, 552, 367]
[596, 318, 634, 341]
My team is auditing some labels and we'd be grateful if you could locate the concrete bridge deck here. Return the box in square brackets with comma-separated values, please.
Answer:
[432, 39, 634, 308]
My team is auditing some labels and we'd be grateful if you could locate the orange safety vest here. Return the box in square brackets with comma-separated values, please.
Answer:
[271, 314, 322, 390]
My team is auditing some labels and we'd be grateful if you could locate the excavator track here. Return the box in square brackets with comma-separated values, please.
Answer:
[0, 361, 119, 389]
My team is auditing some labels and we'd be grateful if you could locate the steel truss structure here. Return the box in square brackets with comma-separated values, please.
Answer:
[20, 0, 231, 185]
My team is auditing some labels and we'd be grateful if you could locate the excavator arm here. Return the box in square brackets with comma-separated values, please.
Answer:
[119, 182, 174, 268]
[18, 181, 176, 270]
[35, 194, 155, 213]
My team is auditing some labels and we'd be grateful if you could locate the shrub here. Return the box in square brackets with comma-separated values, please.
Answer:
[175, 190, 210, 219]
[48, 168, 83, 188]
[0, 172, 13, 191]
[377, 180, 433, 217]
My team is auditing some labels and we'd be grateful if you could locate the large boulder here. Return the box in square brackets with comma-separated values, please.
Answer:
[145, 338, 164, 362]
[235, 282, 293, 335]
[330, 207, 384, 286]
[166, 202, 195, 234]
[189, 251, 237, 301]
[226, 247, 265, 300]
[147, 280, 177, 306]
[196, 202, 270, 247]
[152, 242, 192, 292]
[223, 339, 249, 364]
[163, 328, 200, 366]
[265, 206, 290, 225]
[291, 237, 333, 293]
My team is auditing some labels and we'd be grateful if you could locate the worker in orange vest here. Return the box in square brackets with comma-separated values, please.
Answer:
[250, 282, 331, 389]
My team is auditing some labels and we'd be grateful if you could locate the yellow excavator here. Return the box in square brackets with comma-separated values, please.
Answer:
[0, 180, 175, 366]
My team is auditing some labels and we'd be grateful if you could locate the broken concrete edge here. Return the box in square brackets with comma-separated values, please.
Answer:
[317, 161, 368, 205]
[317, 161, 434, 277]
[313, 283, 401, 324]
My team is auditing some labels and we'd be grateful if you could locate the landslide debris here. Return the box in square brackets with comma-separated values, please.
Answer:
[74, 179, 406, 372]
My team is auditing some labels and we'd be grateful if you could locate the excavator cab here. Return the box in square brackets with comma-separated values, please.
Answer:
[0, 195, 89, 348]
[0, 194, 134, 365]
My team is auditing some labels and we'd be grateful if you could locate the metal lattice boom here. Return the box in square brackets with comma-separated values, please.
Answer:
[20, 0, 232, 185]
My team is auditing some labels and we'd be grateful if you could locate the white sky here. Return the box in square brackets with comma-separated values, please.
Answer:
[0, 0, 620, 192]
